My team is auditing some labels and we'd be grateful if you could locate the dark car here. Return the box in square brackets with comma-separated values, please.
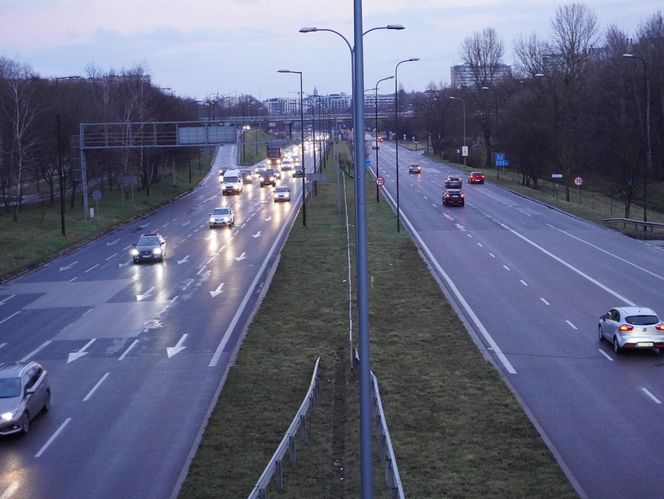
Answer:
[240, 169, 254, 184]
[293, 168, 305, 178]
[131, 233, 166, 263]
[445, 176, 463, 189]
[0, 361, 51, 436]
[443, 189, 464, 207]
[409, 163, 422, 174]
[259, 169, 277, 187]
[468, 172, 485, 184]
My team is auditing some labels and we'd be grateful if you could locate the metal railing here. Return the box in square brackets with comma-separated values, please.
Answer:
[248, 357, 321, 499]
[604, 217, 664, 234]
[354, 349, 405, 499]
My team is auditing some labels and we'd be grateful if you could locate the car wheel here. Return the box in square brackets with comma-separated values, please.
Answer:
[20, 412, 30, 434]
[461, 202, 465, 207]
[613, 336, 622, 354]
[43, 390, 51, 412]
[133, 258, 138, 264]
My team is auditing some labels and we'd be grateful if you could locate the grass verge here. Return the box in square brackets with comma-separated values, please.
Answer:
[0, 155, 211, 280]
[179, 142, 575, 497]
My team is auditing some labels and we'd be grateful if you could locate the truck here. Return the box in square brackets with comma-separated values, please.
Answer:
[266, 142, 282, 168]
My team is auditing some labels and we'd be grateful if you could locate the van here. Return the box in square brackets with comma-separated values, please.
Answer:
[221, 169, 243, 195]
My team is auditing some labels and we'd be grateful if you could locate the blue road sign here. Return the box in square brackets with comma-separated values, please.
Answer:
[495, 151, 509, 167]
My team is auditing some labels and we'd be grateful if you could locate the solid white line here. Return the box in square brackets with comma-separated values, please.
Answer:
[20, 341, 51, 362]
[501, 222, 636, 306]
[69, 277, 78, 282]
[551, 224, 664, 281]
[209, 198, 297, 367]
[503, 265, 510, 271]
[565, 320, 578, 330]
[641, 387, 662, 405]
[105, 252, 118, 261]
[0, 294, 16, 305]
[35, 418, 71, 458]
[540, 297, 550, 306]
[598, 349, 614, 361]
[83, 373, 110, 401]
[520, 280, 528, 286]
[489, 253, 496, 258]
[0, 482, 18, 499]
[84, 264, 99, 273]
[118, 339, 139, 361]
[0, 311, 20, 325]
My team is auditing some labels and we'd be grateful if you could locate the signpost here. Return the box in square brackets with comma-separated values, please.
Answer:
[574, 176, 583, 204]
[551, 173, 563, 198]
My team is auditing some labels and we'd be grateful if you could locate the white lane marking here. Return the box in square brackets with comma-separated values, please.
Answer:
[0, 311, 20, 325]
[455, 223, 466, 231]
[0, 294, 16, 305]
[566, 320, 578, 330]
[502, 222, 636, 306]
[105, 253, 118, 261]
[0, 482, 18, 499]
[503, 265, 510, 271]
[598, 349, 614, 361]
[106, 238, 119, 246]
[0, 343, 6, 350]
[540, 297, 550, 306]
[35, 418, 71, 458]
[118, 339, 139, 361]
[209, 206, 295, 367]
[432, 203, 437, 208]
[477, 243, 483, 247]
[550, 224, 664, 281]
[520, 280, 528, 286]
[467, 233, 473, 238]
[83, 373, 110, 401]
[84, 264, 99, 273]
[69, 277, 78, 282]
[489, 253, 496, 258]
[641, 387, 662, 405]
[122, 244, 132, 251]
[424, 196, 429, 201]
[20, 341, 51, 362]
[443, 213, 454, 221]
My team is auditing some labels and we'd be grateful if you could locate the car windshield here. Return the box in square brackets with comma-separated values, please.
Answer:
[213, 208, 230, 215]
[0, 377, 21, 398]
[626, 315, 659, 326]
[224, 176, 239, 183]
[137, 236, 159, 246]
[276, 187, 289, 192]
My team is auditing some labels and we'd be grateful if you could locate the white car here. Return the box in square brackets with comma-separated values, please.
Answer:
[599, 306, 664, 353]
[209, 207, 235, 228]
[273, 185, 291, 202]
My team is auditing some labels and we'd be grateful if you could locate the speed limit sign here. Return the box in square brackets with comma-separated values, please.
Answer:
[376, 176, 385, 186]
[574, 176, 583, 186]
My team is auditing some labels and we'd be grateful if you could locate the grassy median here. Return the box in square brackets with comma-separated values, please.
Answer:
[180, 143, 575, 498]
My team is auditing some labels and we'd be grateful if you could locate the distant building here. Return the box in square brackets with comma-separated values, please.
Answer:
[264, 97, 299, 115]
[450, 63, 512, 88]
[364, 93, 395, 110]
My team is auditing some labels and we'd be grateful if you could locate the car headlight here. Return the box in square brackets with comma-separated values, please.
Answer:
[153, 248, 163, 255]
[1, 411, 16, 422]
[130, 248, 139, 256]
[259, 176, 264, 181]
[209, 217, 215, 223]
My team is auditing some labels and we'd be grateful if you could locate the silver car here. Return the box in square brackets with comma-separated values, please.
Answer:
[0, 361, 51, 436]
[273, 185, 291, 202]
[209, 207, 234, 228]
[598, 306, 664, 354]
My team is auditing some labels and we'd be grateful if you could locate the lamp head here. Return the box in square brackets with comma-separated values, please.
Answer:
[299, 27, 317, 33]
[409, 58, 420, 62]
[622, 53, 635, 58]
[534, 73, 545, 77]
[277, 69, 291, 73]
[386, 24, 405, 30]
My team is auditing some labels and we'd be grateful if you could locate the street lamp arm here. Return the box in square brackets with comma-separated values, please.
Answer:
[300, 27, 352, 56]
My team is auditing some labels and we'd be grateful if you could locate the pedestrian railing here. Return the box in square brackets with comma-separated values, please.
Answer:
[247, 357, 321, 499]
[354, 349, 405, 499]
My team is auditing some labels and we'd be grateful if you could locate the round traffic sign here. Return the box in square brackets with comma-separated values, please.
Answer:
[574, 176, 583, 186]
[376, 176, 385, 186]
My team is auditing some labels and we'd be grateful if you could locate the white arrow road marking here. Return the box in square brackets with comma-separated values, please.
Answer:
[235, 252, 247, 262]
[252, 231, 262, 238]
[0, 294, 16, 305]
[265, 216, 272, 221]
[167, 333, 188, 358]
[106, 238, 120, 246]
[0, 482, 18, 499]
[119, 259, 133, 268]
[0, 311, 20, 325]
[67, 338, 96, 364]
[209, 282, 225, 298]
[35, 418, 71, 458]
[136, 286, 155, 301]
[59, 261, 78, 271]
[177, 255, 190, 264]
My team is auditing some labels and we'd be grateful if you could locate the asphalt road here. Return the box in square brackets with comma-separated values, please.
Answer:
[0, 143, 316, 499]
[373, 141, 664, 499]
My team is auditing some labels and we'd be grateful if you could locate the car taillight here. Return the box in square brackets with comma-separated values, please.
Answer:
[656, 324, 664, 331]
[618, 324, 634, 332]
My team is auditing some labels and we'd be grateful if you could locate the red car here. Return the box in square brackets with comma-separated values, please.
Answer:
[468, 172, 485, 184]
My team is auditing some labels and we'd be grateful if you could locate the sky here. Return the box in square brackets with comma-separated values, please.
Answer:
[0, 0, 661, 101]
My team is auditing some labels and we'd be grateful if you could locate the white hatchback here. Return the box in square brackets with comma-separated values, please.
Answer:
[599, 306, 664, 354]
[273, 185, 291, 202]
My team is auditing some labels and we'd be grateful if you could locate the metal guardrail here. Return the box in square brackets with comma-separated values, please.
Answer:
[248, 357, 321, 499]
[604, 217, 664, 233]
[354, 349, 405, 499]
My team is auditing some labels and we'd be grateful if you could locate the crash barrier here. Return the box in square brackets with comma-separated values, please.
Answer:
[604, 217, 664, 236]
[354, 349, 405, 499]
[247, 357, 321, 499]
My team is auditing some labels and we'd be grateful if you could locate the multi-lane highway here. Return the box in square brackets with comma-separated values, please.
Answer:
[0, 143, 313, 498]
[374, 140, 664, 498]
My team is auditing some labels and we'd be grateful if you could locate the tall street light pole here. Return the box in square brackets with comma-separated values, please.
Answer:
[372, 75, 393, 203]
[449, 96, 466, 166]
[277, 69, 307, 226]
[300, 21, 404, 498]
[623, 53, 651, 225]
[394, 58, 419, 233]
[481, 86, 500, 181]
